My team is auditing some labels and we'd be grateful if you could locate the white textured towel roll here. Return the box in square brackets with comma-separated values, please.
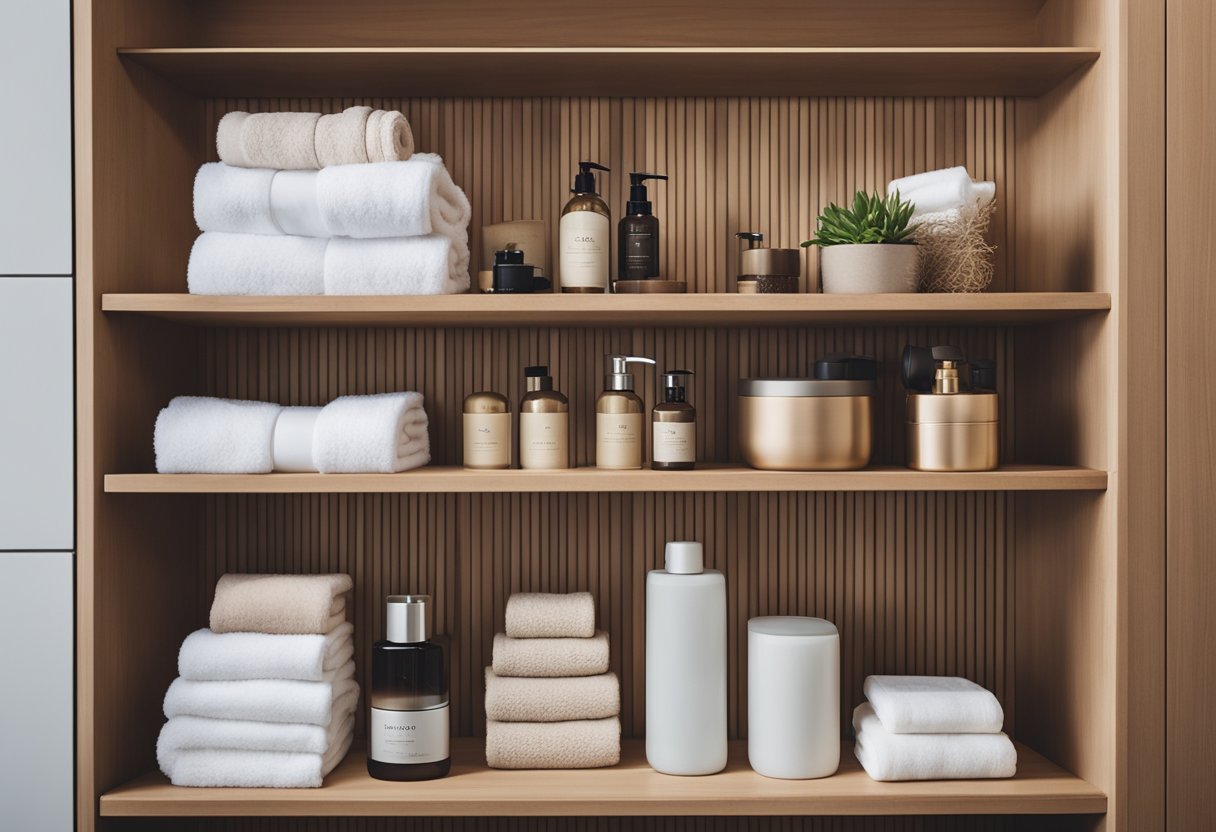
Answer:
[187, 232, 327, 295]
[158, 727, 353, 788]
[863, 675, 1005, 734]
[273, 406, 323, 473]
[163, 673, 358, 727]
[887, 166, 995, 219]
[852, 703, 1017, 781]
[312, 392, 430, 473]
[154, 396, 283, 474]
[178, 623, 355, 682]
[323, 234, 470, 295]
[505, 592, 597, 639]
[316, 155, 472, 240]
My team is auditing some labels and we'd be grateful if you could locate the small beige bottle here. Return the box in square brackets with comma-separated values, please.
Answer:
[519, 365, 569, 470]
[595, 355, 655, 469]
[463, 392, 512, 469]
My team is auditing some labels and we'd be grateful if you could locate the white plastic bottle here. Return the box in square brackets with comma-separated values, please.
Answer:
[645, 540, 727, 775]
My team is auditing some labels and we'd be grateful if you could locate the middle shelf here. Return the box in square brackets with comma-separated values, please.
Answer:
[104, 465, 1107, 494]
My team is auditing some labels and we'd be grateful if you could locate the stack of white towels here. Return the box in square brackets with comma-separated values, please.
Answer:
[853, 675, 1017, 781]
[189, 106, 472, 296]
[157, 574, 359, 788]
[887, 166, 996, 223]
[153, 391, 429, 474]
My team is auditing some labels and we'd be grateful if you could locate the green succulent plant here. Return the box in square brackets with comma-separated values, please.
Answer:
[801, 190, 917, 247]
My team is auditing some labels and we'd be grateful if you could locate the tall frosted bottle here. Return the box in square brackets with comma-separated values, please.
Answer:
[645, 541, 728, 775]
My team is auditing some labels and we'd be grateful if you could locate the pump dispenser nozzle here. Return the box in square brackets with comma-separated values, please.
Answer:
[573, 161, 610, 195]
[661, 369, 693, 402]
[627, 173, 668, 215]
[604, 354, 656, 391]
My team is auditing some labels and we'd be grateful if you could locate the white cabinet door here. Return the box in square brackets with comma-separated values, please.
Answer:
[0, 552, 73, 831]
[0, 278, 73, 550]
[0, 0, 72, 274]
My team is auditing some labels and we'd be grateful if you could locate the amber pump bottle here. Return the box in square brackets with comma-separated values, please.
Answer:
[596, 354, 656, 469]
[618, 173, 668, 280]
[560, 161, 612, 293]
[519, 365, 570, 469]
[652, 370, 696, 470]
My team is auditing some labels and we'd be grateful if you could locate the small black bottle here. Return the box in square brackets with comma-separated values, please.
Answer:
[617, 173, 668, 280]
[368, 595, 451, 781]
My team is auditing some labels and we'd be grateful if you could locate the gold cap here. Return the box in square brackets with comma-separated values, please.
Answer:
[464, 391, 510, 414]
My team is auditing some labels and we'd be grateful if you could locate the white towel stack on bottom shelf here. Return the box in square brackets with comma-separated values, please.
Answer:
[156, 574, 359, 788]
[852, 675, 1017, 781]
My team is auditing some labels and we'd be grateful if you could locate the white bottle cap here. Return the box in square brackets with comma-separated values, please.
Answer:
[665, 541, 704, 574]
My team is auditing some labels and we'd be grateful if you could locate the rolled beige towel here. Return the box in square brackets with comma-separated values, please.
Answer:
[210, 574, 352, 635]
[217, 108, 414, 170]
[505, 592, 596, 639]
[485, 718, 620, 769]
[492, 631, 610, 678]
[315, 106, 372, 167]
[365, 108, 414, 163]
[485, 669, 619, 722]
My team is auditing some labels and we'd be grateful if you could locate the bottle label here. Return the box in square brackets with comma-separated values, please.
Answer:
[463, 413, 511, 467]
[520, 412, 569, 469]
[622, 230, 657, 279]
[560, 212, 610, 289]
[370, 705, 450, 764]
[653, 421, 695, 463]
[597, 412, 643, 468]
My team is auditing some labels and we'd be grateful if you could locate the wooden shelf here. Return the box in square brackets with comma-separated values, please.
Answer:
[100, 739, 1105, 818]
[102, 292, 1111, 328]
[103, 465, 1107, 494]
[118, 47, 1100, 98]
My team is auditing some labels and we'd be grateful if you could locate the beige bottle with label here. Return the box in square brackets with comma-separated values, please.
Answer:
[463, 392, 511, 469]
[652, 370, 696, 470]
[519, 365, 569, 470]
[596, 355, 655, 469]
[559, 161, 611, 293]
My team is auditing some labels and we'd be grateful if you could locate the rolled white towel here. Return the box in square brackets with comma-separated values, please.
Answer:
[163, 672, 358, 726]
[852, 702, 1017, 781]
[193, 163, 280, 235]
[312, 392, 430, 474]
[862, 675, 1005, 734]
[158, 724, 354, 788]
[157, 704, 355, 758]
[316, 156, 472, 240]
[154, 396, 283, 474]
[178, 623, 355, 682]
[887, 166, 995, 218]
[187, 232, 326, 295]
[323, 234, 470, 296]
[887, 166, 972, 196]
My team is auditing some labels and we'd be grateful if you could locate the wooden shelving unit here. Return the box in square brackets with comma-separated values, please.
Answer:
[104, 465, 1108, 494]
[103, 292, 1112, 328]
[99, 739, 1106, 818]
[118, 46, 1100, 98]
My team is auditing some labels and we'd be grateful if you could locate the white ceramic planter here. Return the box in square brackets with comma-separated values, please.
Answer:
[819, 243, 918, 293]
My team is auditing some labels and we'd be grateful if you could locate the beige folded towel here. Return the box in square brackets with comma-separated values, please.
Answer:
[217, 108, 414, 170]
[210, 574, 353, 635]
[505, 592, 596, 639]
[492, 631, 610, 678]
[484, 669, 619, 722]
[485, 717, 620, 769]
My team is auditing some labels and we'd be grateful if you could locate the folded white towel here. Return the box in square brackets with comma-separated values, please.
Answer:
[157, 705, 355, 757]
[852, 703, 1017, 781]
[863, 675, 1005, 734]
[217, 107, 413, 171]
[316, 155, 472, 240]
[158, 725, 354, 788]
[312, 392, 430, 473]
[187, 232, 326, 295]
[193, 163, 280, 235]
[323, 234, 470, 296]
[154, 396, 283, 474]
[887, 166, 995, 219]
[178, 623, 354, 682]
[164, 673, 358, 726]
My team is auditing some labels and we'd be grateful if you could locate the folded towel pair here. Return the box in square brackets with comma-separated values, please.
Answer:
[186, 231, 470, 296]
[210, 574, 353, 636]
[492, 631, 610, 678]
[164, 673, 358, 726]
[154, 393, 430, 475]
[486, 718, 620, 770]
[217, 107, 414, 170]
[887, 166, 996, 219]
[194, 156, 471, 241]
[853, 703, 1016, 781]
[158, 708, 354, 758]
[863, 675, 1005, 734]
[484, 669, 619, 722]
[179, 623, 354, 682]
[505, 592, 596, 639]
[158, 723, 354, 788]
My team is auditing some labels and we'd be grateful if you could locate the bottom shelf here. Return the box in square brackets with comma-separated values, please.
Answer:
[100, 738, 1106, 818]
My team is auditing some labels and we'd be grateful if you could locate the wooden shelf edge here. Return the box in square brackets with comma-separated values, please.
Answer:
[101, 292, 1112, 328]
[99, 739, 1106, 818]
[103, 465, 1108, 494]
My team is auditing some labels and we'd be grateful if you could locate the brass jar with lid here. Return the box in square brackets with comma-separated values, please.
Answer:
[463, 392, 512, 469]
[902, 346, 999, 472]
[736, 231, 801, 293]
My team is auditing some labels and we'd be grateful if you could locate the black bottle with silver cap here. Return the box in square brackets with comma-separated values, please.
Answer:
[368, 594, 451, 781]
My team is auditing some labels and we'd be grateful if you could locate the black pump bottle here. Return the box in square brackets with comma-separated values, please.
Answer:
[617, 173, 667, 280]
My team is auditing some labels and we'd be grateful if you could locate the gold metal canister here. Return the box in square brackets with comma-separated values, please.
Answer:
[737, 379, 874, 470]
[905, 393, 999, 471]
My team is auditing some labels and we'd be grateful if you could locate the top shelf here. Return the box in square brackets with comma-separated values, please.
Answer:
[118, 47, 1101, 98]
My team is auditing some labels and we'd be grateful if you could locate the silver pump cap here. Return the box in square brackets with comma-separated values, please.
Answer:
[386, 594, 431, 643]
[604, 354, 656, 391]
[665, 540, 704, 574]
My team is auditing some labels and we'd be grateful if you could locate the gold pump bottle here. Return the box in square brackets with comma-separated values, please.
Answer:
[652, 370, 695, 470]
[595, 355, 655, 469]
[519, 365, 570, 470]
[559, 161, 611, 293]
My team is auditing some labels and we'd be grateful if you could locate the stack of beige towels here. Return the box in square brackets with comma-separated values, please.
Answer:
[189, 106, 471, 296]
[485, 592, 621, 769]
[156, 574, 359, 788]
